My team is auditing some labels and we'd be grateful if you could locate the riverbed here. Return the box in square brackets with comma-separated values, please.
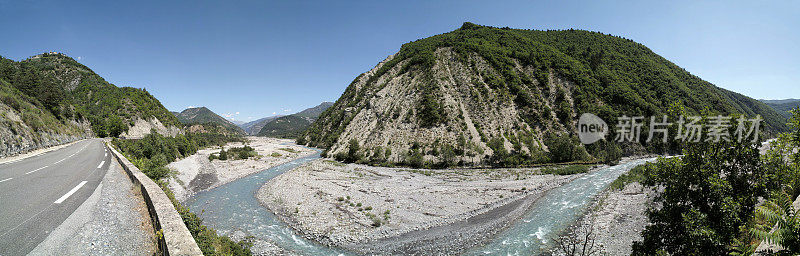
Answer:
[186, 152, 654, 255]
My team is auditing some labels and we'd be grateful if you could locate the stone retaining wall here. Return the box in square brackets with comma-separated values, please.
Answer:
[107, 143, 203, 255]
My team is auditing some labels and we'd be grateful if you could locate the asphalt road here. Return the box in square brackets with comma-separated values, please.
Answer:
[0, 138, 111, 255]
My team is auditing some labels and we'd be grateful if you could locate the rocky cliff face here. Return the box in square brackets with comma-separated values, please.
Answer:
[302, 49, 572, 165]
[121, 117, 183, 139]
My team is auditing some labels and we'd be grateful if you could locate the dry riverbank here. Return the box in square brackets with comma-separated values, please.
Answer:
[257, 159, 591, 255]
[167, 136, 314, 202]
[574, 182, 654, 255]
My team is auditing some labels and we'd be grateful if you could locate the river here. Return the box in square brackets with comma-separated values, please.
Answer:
[186, 151, 653, 255]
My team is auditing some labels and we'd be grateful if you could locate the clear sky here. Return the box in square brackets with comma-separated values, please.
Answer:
[1, 0, 797, 122]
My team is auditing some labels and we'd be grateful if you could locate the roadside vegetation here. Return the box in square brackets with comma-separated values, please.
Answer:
[112, 132, 252, 255]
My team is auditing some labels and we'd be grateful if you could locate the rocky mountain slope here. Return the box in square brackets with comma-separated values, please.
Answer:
[761, 99, 800, 118]
[300, 23, 787, 167]
[0, 52, 180, 157]
[174, 106, 244, 135]
[257, 102, 333, 138]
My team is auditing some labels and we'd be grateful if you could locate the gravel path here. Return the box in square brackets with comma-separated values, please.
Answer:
[29, 157, 156, 255]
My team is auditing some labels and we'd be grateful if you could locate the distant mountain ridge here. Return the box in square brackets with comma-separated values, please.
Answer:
[239, 115, 282, 135]
[174, 106, 244, 135]
[761, 99, 800, 118]
[256, 102, 333, 138]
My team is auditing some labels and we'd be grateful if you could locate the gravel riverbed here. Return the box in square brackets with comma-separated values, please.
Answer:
[257, 159, 589, 255]
[167, 137, 315, 202]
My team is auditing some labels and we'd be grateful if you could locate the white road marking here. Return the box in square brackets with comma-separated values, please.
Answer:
[26, 166, 48, 175]
[54, 181, 87, 204]
[0, 178, 12, 183]
[97, 161, 105, 169]
[54, 158, 66, 164]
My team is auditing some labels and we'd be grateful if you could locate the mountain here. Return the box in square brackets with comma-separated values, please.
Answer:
[299, 23, 788, 167]
[256, 115, 312, 138]
[239, 115, 282, 135]
[761, 99, 800, 118]
[1, 52, 180, 156]
[257, 102, 333, 138]
[174, 107, 244, 135]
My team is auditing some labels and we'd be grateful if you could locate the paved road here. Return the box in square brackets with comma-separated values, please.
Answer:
[0, 138, 111, 255]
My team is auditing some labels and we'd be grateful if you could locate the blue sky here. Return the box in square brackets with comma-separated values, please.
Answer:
[1, 0, 797, 122]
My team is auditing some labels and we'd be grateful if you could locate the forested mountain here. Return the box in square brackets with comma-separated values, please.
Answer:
[256, 115, 311, 138]
[0, 52, 180, 156]
[300, 23, 787, 167]
[239, 116, 282, 135]
[256, 102, 333, 138]
[761, 99, 800, 118]
[174, 106, 244, 135]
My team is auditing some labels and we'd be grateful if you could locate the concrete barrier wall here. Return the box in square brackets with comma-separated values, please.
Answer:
[106, 143, 203, 255]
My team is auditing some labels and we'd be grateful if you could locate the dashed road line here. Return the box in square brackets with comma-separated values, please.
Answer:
[25, 166, 48, 175]
[97, 161, 105, 169]
[0, 178, 12, 183]
[54, 181, 87, 204]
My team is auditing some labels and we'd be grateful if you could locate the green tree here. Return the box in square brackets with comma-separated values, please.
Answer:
[545, 133, 588, 163]
[107, 115, 127, 137]
[633, 140, 767, 255]
[339, 139, 362, 163]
